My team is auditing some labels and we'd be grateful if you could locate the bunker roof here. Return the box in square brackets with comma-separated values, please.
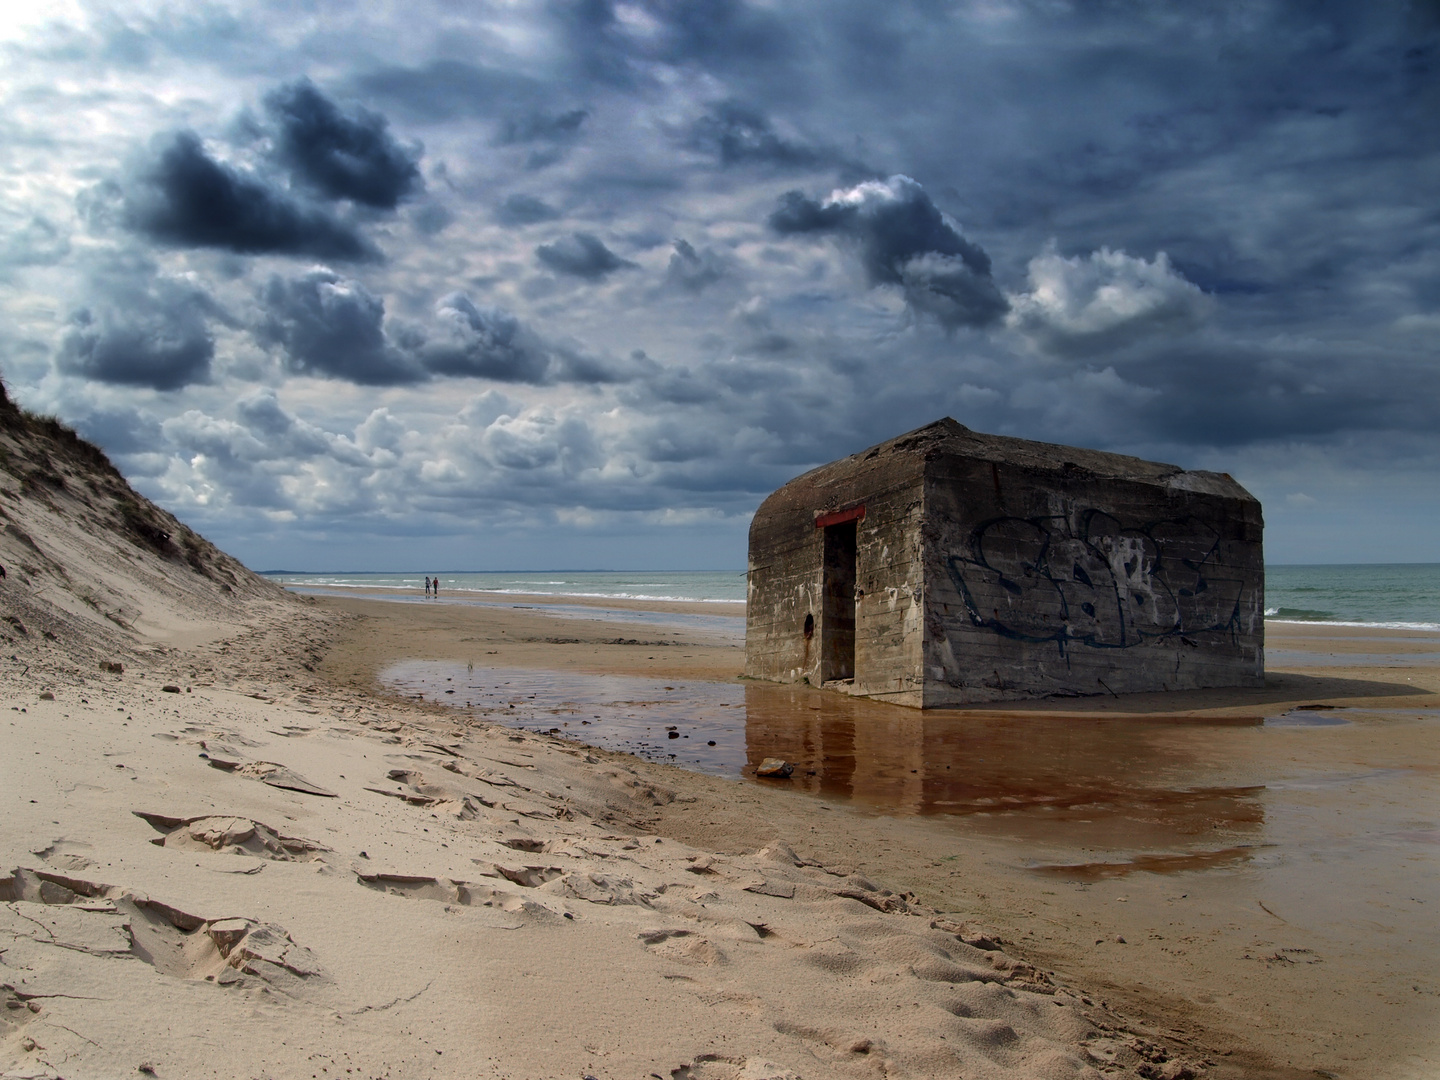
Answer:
[754, 418, 1254, 523]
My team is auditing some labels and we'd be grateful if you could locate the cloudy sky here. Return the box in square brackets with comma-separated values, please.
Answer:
[2, 1, 1437, 570]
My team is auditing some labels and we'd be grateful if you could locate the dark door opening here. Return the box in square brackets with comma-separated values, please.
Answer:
[821, 520, 857, 682]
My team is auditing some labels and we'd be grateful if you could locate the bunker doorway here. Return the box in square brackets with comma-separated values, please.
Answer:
[821, 519, 857, 682]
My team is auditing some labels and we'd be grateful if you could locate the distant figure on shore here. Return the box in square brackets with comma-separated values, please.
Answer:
[424, 576, 431, 598]
[432, 574, 439, 598]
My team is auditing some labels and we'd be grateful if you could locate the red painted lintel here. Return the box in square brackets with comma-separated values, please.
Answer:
[815, 504, 866, 529]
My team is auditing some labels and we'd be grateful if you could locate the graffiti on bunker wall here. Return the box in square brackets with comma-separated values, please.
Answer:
[944, 510, 1251, 650]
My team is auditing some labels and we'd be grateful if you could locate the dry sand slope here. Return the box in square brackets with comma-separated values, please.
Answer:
[2, 393, 1421, 1080]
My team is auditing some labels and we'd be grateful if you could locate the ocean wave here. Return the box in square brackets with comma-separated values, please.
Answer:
[1267, 618, 1440, 632]
[1265, 606, 1337, 621]
[454, 587, 739, 603]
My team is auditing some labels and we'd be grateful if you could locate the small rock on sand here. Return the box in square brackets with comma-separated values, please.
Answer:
[755, 758, 793, 779]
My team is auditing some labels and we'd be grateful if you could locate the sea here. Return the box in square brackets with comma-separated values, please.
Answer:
[1265, 563, 1440, 631]
[264, 564, 1440, 631]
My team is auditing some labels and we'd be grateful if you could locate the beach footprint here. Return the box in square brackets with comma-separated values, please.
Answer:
[1, 985, 42, 1036]
[354, 872, 561, 926]
[133, 811, 329, 860]
[364, 768, 490, 817]
[671, 1056, 800, 1080]
[0, 866, 327, 996]
[29, 838, 95, 872]
[205, 756, 337, 797]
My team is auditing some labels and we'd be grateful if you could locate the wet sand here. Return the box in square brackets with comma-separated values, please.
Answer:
[317, 591, 1440, 1079]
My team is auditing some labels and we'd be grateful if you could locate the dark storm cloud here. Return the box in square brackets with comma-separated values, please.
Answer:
[664, 239, 730, 292]
[545, 0, 639, 88]
[256, 272, 641, 387]
[642, 0, 792, 67]
[418, 294, 551, 382]
[264, 80, 423, 209]
[0, 215, 70, 272]
[535, 232, 635, 278]
[769, 176, 1009, 329]
[548, 0, 793, 86]
[232, 389, 342, 461]
[352, 60, 543, 122]
[121, 132, 379, 261]
[410, 202, 454, 236]
[67, 405, 165, 457]
[1103, 339, 1440, 450]
[495, 108, 590, 169]
[496, 109, 589, 145]
[548, 343, 657, 385]
[684, 101, 843, 170]
[54, 276, 225, 391]
[495, 194, 562, 226]
[258, 269, 422, 385]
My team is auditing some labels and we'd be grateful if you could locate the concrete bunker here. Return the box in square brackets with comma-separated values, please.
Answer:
[745, 419, 1265, 707]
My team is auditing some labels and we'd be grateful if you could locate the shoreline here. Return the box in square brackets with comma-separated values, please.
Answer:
[284, 579, 1440, 633]
[286, 581, 746, 622]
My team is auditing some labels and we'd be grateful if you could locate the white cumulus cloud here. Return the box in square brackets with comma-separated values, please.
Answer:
[1007, 244, 1211, 355]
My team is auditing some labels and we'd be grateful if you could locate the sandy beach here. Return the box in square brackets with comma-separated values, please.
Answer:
[4, 553, 1436, 1080]
[1, 413, 1436, 1080]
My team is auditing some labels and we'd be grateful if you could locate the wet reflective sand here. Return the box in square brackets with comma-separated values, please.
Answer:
[383, 660, 1436, 877]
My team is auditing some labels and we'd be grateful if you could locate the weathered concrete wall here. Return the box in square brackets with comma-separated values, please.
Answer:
[745, 442, 928, 705]
[921, 438, 1264, 705]
[746, 418, 1265, 708]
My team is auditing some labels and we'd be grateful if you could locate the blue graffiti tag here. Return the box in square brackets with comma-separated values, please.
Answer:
[944, 510, 1249, 650]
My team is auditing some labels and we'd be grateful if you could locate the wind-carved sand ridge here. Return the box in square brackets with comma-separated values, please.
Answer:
[2, 389, 1435, 1079]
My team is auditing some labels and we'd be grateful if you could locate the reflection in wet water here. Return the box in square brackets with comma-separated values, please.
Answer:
[1027, 846, 1257, 880]
[739, 682, 1266, 851]
[384, 661, 1270, 856]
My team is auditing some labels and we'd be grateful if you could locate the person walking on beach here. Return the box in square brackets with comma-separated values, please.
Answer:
[424, 576, 431, 598]
[432, 574, 439, 599]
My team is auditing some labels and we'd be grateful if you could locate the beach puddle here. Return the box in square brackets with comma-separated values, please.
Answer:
[1264, 707, 1352, 726]
[383, 662, 748, 774]
[384, 662, 1272, 853]
[384, 662, 1440, 906]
